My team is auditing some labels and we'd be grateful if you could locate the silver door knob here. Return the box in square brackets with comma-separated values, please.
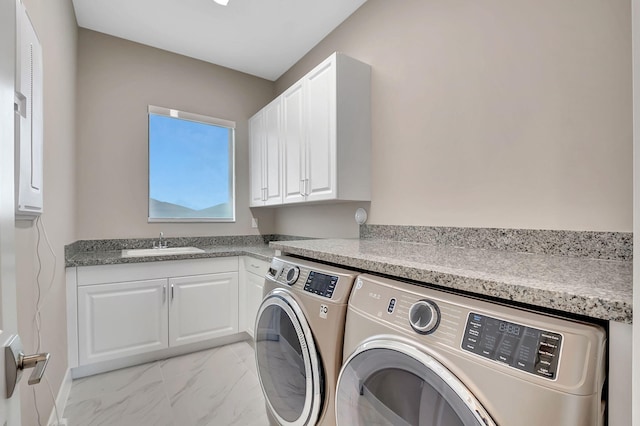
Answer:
[5, 335, 50, 398]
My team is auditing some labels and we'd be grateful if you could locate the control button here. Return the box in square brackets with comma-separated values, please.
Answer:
[408, 299, 440, 335]
[387, 298, 397, 314]
[285, 267, 300, 285]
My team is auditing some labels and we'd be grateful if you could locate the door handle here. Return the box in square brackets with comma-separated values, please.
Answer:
[5, 335, 50, 398]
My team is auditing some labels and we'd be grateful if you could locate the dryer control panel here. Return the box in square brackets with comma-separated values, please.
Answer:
[267, 256, 357, 302]
[462, 312, 563, 380]
[304, 271, 339, 298]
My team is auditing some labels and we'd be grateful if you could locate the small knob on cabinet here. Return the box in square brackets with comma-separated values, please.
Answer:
[409, 299, 440, 334]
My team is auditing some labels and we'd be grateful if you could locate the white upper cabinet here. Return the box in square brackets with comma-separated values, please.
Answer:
[249, 97, 283, 207]
[252, 52, 371, 207]
[282, 81, 305, 204]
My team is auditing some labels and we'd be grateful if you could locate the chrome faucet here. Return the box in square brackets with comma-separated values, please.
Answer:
[154, 232, 168, 249]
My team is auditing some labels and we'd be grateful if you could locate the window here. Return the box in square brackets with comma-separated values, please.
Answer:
[148, 105, 235, 222]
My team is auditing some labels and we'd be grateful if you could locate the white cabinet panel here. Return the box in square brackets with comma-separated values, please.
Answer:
[78, 279, 168, 365]
[283, 81, 306, 204]
[169, 272, 238, 347]
[245, 271, 265, 337]
[249, 98, 282, 206]
[249, 111, 265, 206]
[264, 99, 283, 205]
[305, 59, 336, 201]
[239, 256, 269, 337]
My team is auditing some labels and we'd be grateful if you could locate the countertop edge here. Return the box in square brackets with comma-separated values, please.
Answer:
[65, 246, 274, 268]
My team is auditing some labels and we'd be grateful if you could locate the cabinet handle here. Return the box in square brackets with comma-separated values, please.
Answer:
[163, 286, 166, 304]
[171, 284, 174, 301]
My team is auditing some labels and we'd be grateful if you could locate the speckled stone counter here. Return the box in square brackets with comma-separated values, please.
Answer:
[66, 244, 276, 267]
[269, 238, 633, 323]
[64, 235, 298, 267]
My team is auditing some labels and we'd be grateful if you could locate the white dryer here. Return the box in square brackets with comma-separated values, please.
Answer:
[255, 256, 358, 426]
[336, 274, 607, 426]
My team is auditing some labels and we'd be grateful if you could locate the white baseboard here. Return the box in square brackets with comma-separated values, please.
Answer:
[47, 368, 72, 426]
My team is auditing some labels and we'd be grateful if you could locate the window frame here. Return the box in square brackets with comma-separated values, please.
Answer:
[147, 105, 236, 223]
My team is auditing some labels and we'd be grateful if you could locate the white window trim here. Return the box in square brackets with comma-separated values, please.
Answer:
[147, 105, 236, 223]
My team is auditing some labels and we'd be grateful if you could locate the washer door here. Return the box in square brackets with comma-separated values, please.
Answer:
[336, 340, 495, 426]
[254, 289, 323, 426]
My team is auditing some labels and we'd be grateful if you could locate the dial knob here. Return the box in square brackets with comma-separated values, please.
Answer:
[409, 299, 440, 334]
[285, 266, 300, 285]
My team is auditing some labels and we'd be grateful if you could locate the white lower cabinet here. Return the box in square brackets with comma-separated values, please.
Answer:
[169, 272, 238, 347]
[244, 270, 265, 337]
[69, 258, 240, 373]
[78, 279, 169, 365]
[239, 256, 269, 337]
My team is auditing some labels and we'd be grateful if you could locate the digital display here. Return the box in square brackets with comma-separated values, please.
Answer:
[462, 312, 562, 380]
[499, 322, 521, 336]
[304, 271, 338, 298]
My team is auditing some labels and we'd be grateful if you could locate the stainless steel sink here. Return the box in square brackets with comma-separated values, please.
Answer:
[121, 247, 205, 258]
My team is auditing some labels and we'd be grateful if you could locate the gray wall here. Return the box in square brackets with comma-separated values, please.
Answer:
[76, 29, 276, 239]
[15, 0, 78, 424]
[274, 0, 633, 235]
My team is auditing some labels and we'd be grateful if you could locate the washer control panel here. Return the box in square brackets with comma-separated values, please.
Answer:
[304, 271, 339, 298]
[462, 312, 563, 380]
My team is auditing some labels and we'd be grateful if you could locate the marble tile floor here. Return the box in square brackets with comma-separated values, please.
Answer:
[63, 341, 270, 426]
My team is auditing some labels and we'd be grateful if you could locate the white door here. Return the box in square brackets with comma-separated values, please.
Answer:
[169, 273, 238, 347]
[244, 271, 265, 337]
[305, 57, 336, 201]
[249, 110, 265, 206]
[264, 98, 282, 206]
[0, 0, 22, 422]
[78, 279, 169, 365]
[282, 81, 306, 204]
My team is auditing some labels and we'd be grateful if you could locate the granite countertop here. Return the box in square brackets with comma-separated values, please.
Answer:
[269, 238, 633, 323]
[65, 244, 276, 267]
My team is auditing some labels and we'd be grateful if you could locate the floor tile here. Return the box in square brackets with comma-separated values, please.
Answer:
[67, 362, 163, 404]
[64, 341, 269, 426]
[64, 380, 173, 426]
[158, 344, 240, 381]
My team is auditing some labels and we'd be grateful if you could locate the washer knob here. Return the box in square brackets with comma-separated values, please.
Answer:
[285, 266, 300, 285]
[409, 299, 440, 334]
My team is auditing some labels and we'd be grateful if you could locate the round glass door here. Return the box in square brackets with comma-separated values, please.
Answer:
[254, 290, 323, 426]
[336, 341, 495, 426]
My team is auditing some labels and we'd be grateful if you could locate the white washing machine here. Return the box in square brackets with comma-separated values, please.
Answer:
[336, 274, 607, 426]
[254, 256, 359, 426]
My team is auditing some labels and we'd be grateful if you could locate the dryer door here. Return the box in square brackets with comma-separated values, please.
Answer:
[254, 289, 323, 426]
[336, 340, 495, 426]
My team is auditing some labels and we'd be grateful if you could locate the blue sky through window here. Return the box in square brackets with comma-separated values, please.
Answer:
[149, 113, 233, 219]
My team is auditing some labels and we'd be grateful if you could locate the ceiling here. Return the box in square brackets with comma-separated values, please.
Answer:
[71, 0, 367, 81]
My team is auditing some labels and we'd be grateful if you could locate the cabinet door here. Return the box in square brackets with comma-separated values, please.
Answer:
[245, 271, 266, 338]
[282, 81, 307, 204]
[264, 98, 283, 205]
[249, 110, 265, 206]
[169, 272, 238, 347]
[78, 279, 169, 365]
[305, 56, 337, 201]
